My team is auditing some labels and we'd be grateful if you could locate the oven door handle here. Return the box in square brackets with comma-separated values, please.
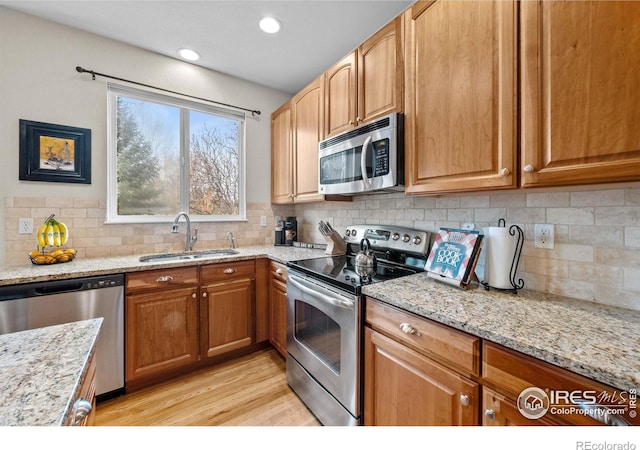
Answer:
[288, 274, 355, 309]
[360, 135, 373, 190]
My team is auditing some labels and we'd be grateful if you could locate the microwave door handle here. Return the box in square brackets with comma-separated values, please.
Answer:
[288, 274, 355, 309]
[361, 136, 373, 190]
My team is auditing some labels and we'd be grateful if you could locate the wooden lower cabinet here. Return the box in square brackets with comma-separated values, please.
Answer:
[125, 260, 261, 389]
[268, 261, 287, 357]
[483, 341, 639, 426]
[482, 387, 558, 426]
[125, 286, 200, 382]
[201, 277, 254, 359]
[364, 327, 479, 425]
[73, 353, 97, 426]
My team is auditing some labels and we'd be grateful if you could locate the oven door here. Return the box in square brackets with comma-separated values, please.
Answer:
[286, 270, 360, 420]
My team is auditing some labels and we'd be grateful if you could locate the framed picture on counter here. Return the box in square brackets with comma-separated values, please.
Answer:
[19, 119, 91, 184]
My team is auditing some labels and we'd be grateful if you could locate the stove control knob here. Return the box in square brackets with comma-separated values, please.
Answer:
[392, 232, 400, 241]
[402, 234, 410, 243]
[413, 236, 422, 245]
[351, 229, 357, 237]
[345, 229, 351, 236]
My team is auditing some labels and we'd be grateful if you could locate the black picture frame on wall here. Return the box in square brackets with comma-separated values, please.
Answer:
[19, 119, 91, 184]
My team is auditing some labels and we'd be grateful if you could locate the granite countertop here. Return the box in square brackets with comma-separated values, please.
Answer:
[0, 318, 103, 426]
[362, 273, 640, 392]
[0, 245, 326, 286]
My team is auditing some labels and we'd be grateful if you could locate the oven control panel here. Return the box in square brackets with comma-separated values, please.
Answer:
[343, 225, 431, 255]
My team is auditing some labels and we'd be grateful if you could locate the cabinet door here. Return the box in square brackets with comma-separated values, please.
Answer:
[75, 353, 97, 426]
[125, 287, 200, 382]
[271, 101, 293, 204]
[292, 76, 324, 203]
[364, 327, 479, 426]
[269, 262, 288, 357]
[404, 0, 517, 194]
[201, 278, 254, 359]
[521, 1, 640, 187]
[358, 16, 404, 125]
[482, 388, 558, 426]
[324, 52, 357, 137]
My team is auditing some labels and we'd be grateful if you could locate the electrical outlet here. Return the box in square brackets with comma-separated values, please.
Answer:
[19, 218, 33, 234]
[534, 224, 554, 249]
[260, 216, 267, 227]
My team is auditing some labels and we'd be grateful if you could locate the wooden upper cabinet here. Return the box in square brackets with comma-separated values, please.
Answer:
[324, 17, 404, 137]
[404, 0, 517, 194]
[271, 101, 292, 203]
[324, 52, 357, 137]
[358, 17, 404, 126]
[292, 76, 325, 203]
[520, 1, 640, 187]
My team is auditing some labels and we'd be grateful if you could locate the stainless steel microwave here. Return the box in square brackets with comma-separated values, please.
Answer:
[318, 113, 404, 195]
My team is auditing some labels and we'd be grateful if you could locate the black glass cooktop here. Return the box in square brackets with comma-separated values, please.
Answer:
[288, 254, 421, 294]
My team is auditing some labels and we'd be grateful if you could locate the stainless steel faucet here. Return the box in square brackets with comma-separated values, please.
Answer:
[172, 212, 198, 252]
[226, 231, 235, 249]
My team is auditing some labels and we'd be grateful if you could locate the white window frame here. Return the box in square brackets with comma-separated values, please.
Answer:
[106, 83, 246, 224]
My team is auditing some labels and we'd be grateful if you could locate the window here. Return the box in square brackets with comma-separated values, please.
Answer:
[106, 84, 246, 223]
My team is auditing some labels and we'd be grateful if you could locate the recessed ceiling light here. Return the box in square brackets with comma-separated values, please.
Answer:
[178, 48, 200, 61]
[259, 17, 281, 34]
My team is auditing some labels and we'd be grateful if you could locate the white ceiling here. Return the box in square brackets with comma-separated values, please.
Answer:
[0, 0, 413, 94]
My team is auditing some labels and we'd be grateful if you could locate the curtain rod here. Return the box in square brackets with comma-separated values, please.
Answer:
[75, 66, 261, 117]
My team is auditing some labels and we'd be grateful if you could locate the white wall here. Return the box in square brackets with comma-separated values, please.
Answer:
[0, 7, 290, 264]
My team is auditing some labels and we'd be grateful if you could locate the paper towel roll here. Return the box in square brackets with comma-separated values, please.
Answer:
[482, 227, 517, 290]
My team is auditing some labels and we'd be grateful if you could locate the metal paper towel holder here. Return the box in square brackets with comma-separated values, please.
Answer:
[481, 219, 524, 294]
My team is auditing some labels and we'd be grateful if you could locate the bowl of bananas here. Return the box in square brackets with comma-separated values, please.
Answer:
[29, 214, 76, 265]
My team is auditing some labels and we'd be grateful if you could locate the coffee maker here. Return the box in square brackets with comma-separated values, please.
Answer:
[284, 216, 297, 246]
[274, 218, 285, 246]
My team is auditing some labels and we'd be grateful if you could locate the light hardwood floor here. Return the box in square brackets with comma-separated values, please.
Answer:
[96, 348, 321, 426]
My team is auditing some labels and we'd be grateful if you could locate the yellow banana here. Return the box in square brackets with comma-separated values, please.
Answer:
[52, 222, 61, 247]
[56, 220, 69, 246]
[45, 221, 55, 247]
[37, 223, 47, 248]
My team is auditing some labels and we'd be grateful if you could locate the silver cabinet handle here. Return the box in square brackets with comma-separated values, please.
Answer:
[499, 167, 510, 177]
[156, 275, 173, 283]
[399, 322, 421, 336]
[73, 398, 92, 425]
[191, 293, 196, 299]
[460, 394, 470, 406]
[523, 164, 535, 173]
[275, 268, 283, 275]
[223, 268, 236, 274]
[202, 292, 208, 298]
[484, 409, 496, 421]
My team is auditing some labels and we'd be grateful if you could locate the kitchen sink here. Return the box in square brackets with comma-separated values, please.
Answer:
[139, 249, 239, 263]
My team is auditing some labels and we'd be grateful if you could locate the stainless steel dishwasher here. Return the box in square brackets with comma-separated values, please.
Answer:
[0, 273, 125, 399]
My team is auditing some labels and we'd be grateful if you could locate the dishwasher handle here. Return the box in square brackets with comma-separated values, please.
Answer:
[33, 282, 84, 296]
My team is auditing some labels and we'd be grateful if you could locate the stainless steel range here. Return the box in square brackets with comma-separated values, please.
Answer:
[286, 224, 431, 426]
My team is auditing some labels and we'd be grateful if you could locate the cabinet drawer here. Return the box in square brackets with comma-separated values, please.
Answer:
[270, 261, 287, 283]
[126, 267, 198, 293]
[365, 298, 480, 376]
[200, 260, 255, 283]
[482, 342, 639, 426]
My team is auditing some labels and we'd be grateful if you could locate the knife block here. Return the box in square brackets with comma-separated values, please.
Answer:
[324, 231, 347, 255]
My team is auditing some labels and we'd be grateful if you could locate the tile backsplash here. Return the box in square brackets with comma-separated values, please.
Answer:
[4, 196, 293, 263]
[4, 186, 640, 312]
[293, 186, 640, 312]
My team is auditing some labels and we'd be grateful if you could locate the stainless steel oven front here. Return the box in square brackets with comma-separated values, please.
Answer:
[286, 269, 361, 426]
